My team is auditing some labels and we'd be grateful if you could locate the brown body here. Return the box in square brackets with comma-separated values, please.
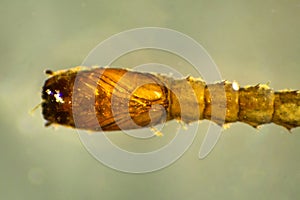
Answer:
[42, 67, 300, 131]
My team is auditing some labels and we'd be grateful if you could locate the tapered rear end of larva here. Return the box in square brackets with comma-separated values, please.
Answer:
[273, 91, 300, 129]
[171, 77, 300, 130]
[235, 85, 300, 130]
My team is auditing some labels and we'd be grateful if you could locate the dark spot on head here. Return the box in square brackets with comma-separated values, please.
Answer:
[45, 69, 54, 75]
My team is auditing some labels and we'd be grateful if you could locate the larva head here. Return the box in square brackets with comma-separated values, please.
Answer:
[41, 72, 76, 128]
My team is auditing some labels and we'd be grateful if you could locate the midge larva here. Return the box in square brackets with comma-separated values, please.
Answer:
[42, 67, 300, 131]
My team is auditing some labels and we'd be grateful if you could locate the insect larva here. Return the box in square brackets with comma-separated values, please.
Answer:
[42, 67, 300, 131]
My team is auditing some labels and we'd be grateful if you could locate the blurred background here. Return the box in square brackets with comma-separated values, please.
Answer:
[0, 0, 299, 199]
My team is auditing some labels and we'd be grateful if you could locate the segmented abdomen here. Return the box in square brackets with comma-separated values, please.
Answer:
[161, 76, 300, 130]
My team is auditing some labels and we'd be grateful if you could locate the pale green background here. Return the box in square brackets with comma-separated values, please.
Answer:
[1, 0, 300, 200]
